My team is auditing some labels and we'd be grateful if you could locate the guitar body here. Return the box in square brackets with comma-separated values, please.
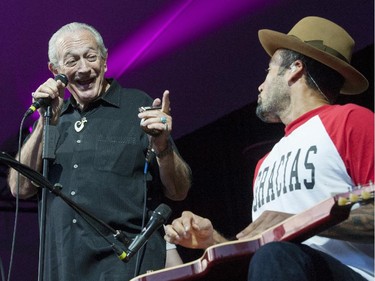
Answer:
[131, 184, 373, 281]
[134, 239, 260, 281]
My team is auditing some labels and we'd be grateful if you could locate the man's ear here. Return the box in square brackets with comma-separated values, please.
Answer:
[287, 61, 303, 85]
[48, 62, 59, 75]
[104, 53, 108, 73]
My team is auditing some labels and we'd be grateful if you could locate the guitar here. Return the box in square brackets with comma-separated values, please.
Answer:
[131, 184, 374, 281]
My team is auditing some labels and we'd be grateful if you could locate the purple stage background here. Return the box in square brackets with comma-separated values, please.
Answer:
[0, 0, 373, 144]
[0, 0, 373, 280]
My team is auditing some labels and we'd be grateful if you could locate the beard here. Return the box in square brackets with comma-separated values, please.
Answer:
[255, 102, 280, 123]
[256, 76, 290, 123]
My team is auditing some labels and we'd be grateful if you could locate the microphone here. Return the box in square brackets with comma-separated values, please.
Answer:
[25, 74, 68, 117]
[117, 203, 172, 262]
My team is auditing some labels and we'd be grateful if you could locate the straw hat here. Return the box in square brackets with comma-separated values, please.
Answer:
[258, 16, 369, 94]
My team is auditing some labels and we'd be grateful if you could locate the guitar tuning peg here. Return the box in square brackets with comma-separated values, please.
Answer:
[361, 190, 371, 200]
[338, 197, 348, 206]
[349, 193, 359, 203]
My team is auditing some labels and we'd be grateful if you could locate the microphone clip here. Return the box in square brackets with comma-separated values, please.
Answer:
[113, 230, 131, 247]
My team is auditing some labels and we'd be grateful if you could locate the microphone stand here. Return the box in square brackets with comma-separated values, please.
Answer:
[38, 106, 54, 281]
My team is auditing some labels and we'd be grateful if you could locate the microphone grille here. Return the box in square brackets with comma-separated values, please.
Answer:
[55, 74, 68, 85]
[154, 203, 172, 222]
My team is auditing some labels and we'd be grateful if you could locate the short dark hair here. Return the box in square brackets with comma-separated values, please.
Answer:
[278, 49, 345, 103]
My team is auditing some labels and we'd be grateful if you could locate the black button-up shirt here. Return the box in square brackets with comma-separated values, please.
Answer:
[42, 79, 166, 281]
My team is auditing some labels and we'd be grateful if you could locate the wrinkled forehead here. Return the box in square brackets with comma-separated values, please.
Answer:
[56, 30, 99, 58]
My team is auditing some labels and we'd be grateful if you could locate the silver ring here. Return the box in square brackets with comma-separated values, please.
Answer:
[160, 116, 167, 124]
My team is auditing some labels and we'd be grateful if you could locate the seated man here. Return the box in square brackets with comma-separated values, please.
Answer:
[165, 16, 374, 281]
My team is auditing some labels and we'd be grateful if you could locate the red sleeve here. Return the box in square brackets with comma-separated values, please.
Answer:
[321, 104, 374, 186]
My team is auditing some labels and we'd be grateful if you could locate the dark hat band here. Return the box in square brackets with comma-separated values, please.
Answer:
[304, 39, 349, 63]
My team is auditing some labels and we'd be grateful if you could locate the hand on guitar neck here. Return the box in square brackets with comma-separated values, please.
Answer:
[165, 184, 374, 250]
[165, 210, 296, 249]
[236, 210, 293, 240]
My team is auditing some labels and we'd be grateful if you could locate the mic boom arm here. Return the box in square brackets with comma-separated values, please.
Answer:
[0, 151, 130, 246]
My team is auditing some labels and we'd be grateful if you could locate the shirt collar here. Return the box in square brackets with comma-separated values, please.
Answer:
[61, 78, 121, 115]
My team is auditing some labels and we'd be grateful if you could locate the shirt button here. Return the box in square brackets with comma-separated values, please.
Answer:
[73, 164, 78, 168]
[71, 191, 76, 196]
[72, 219, 77, 224]
[77, 140, 81, 144]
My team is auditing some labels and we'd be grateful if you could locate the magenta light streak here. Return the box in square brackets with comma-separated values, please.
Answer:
[107, 0, 194, 78]
[107, 0, 278, 78]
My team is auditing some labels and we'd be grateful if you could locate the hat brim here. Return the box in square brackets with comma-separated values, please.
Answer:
[258, 29, 369, 95]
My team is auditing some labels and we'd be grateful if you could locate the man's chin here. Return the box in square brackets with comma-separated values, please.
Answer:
[74, 91, 98, 103]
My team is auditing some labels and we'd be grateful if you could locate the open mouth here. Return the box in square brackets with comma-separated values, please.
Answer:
[76, 77, 96, 89]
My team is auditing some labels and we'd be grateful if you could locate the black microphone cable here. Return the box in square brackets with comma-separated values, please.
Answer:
[132, 139, 154, 277]
[6, 109, 29, 281]
[0, 255, 5, 281]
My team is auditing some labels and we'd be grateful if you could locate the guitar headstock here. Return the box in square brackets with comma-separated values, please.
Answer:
[335, 182, 374, 206]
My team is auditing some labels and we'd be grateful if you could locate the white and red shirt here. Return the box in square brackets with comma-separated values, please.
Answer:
[252, 104, 374, 279]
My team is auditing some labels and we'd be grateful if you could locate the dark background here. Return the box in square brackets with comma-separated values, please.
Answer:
[0, 0, 373, 280]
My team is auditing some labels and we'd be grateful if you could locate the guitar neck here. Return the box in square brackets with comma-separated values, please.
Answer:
[260, 196, 352, 244]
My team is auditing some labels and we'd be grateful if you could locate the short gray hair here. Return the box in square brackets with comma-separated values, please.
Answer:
[48, 22, 108, 68]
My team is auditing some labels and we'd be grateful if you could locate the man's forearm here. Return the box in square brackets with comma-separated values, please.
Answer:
[320, 203, 374, 243]
[158, 151, 191, 201]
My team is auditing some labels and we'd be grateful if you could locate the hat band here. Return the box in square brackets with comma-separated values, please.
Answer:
[304, 39, 349, 63]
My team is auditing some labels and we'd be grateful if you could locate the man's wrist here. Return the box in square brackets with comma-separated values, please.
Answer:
[154, 140, 173, 159]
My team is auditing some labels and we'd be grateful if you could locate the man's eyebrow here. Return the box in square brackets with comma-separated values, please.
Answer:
[63, 47, 98, 56]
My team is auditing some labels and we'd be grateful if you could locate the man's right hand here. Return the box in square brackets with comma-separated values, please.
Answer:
[164, 211, 217, 250]
[32, 77, 66, 124]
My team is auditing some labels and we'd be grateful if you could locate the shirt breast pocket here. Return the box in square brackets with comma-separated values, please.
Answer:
[94, 136, 138, 176]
